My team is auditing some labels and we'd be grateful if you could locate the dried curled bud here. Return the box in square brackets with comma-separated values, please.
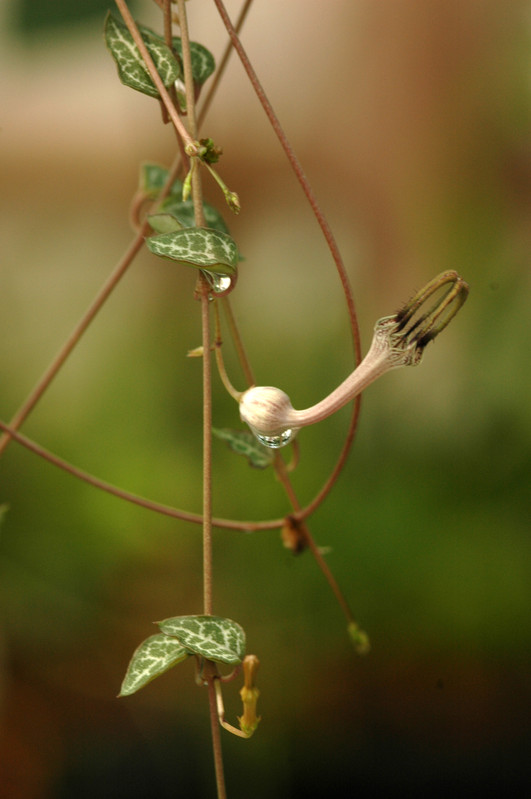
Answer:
[239, 271, 469, 448]
[238, 654, 261, 737]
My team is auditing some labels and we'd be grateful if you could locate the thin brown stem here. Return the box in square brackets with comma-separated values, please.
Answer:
[176, 0, 199, 139]
[0, 156, 183, 459]
[197, 0, 254, 128]
[220, 298, 255, 386]
[296, 410, 359, 521]
[214, 679, 251, 738]
[162, 0, 173, 49]
[201, 280, 214, 616]
[211, 0, 360, 355]
[213, 303, 243, 401]
[175, 0, 213, 616]
[273, 452, 356, 625]
[0, 419, 285, 532]
[207, 677, 227, 799]
[0, 233, 143, 456]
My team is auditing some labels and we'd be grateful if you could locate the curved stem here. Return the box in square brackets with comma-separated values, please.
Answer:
[220, 298, 255, 387]
[0, 156, 184, 459]
[211, 0, 361, 510]
[297, 407, 359, 521]
[197, 0, 254, 129]
[211, 0, 360, 358]
[213, 303, 243, 401]
[214, 679, 251, 739]
[273, 453, 356, 626]
[0, 232, 140, 458]
[0, 419, 285, 532]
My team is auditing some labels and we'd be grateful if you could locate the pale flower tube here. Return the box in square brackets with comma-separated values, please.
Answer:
[240, 271, 469, 447]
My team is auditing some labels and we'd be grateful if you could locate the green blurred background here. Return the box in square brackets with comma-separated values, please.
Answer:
[1, 0, 530, 796]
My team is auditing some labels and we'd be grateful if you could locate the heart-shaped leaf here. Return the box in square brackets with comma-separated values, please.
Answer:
[172, 39, 216, 85]
[157, 615, 246, 665]
[137, 26, 215, 86]
[139, 163, 183, 198]
[119, 633, 189, 697]
[147, 213, 184, 234]
[146, 227, 238, 276]
[104, 13, 181, 99]
[138, 165, 230, 234]
[159, 196, 230, 234]
[213, 428, 274, 469]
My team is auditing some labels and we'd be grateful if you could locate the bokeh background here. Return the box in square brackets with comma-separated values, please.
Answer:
[1, 0, 530, 796]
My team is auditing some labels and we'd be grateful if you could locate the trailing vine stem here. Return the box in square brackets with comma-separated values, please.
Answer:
[213, 302, 243, 402]
[0, 152, 183, 459]
[196, 0, 254, 130]
[201, 277, 214, 615]
[220, 298, 255, 387]
[175, 3, 228, 795]
[162, 0, 173, 49]
[273, 452, 356, 626]
[0, 419, 285, 531]
[207, 669, 228, 799]
[211, 0, 362, 510]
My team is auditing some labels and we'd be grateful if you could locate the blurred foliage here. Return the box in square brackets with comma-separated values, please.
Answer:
[1, 0, 530, 796]
[10, 0, 139, 37]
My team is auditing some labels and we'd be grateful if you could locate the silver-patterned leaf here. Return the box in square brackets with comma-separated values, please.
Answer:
[137, 26, 215, 86]
[146, 227, 238, 276]
[139, 163, 183, 198]
[212, 428, 274, 469]
[147, 213, 184, 234]
[105, 13, 181, 99]
[159, 196, 230, 234]
[157, 615, 246, 665]
[172, 39, 216, 85]
[119, 633, 189, 697]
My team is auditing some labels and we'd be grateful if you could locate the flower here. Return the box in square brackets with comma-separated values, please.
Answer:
[239, 271, 469, 446]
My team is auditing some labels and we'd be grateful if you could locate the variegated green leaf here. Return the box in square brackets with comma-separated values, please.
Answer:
[137, 26, 215, 86]
[146, 227, 238, 276]
[158, 615, 246, 665]
[147, 213, 184, 234]
[172, 39, 216, 85]
[159, 196, 230, 234]
[138, 164, 230, 234]
[119, 633, 189, 697]
[104, 13, 181, 99]
[139, 163, 183, 198]
[213, 428, 274, 469]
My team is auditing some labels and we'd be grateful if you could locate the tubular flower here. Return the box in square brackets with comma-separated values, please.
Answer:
[240, 271, 469, 447]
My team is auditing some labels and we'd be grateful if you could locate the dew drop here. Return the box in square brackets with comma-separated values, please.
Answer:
[253, 428, 294, 449]
[206, 273, 233, 295]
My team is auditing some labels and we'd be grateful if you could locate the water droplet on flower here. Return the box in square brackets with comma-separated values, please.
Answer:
[253, 429, 294, 449]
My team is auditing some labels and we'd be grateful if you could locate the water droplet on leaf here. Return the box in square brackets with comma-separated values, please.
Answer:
[206, 273, 233, 294]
